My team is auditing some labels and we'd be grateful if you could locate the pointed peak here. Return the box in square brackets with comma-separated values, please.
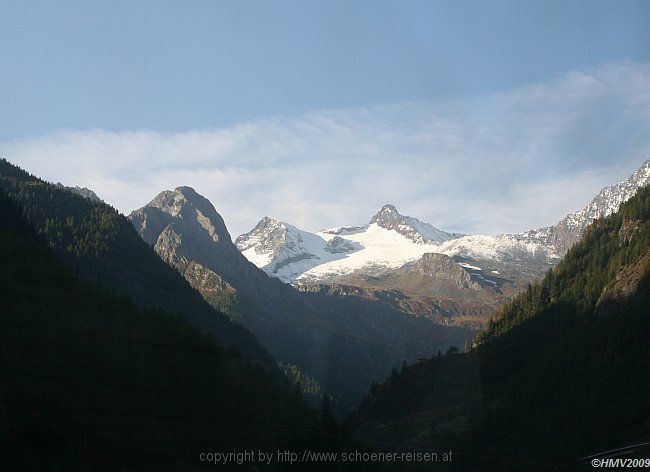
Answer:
[174, 185, 197, 195]
[162, 186, 219, 214]
[235, 216, 293, 251]
[254, 216, 284, 229]
[635, 158, 650, 176]
[172, 186, 206, 204]
[369, 204, 461, 243]
[237, 217, 286, 240]
[370, 204, 400, 223]
[380, 203, 399, 213]
[135, 186, 231, 241]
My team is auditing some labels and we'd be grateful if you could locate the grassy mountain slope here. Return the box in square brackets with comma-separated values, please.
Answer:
[352, 185, 650, 470]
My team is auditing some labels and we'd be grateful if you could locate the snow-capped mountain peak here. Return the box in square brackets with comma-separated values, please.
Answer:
[369, 204, 462, 244]
[521, 159, 650, 254]
[564, 159, 650, 228]
[235, 203, 556, 284]
[235, 216, 286, 252]
[235, 217, 341, 281]
[371, 204, 400, 221]
[236, 159, 649, 284]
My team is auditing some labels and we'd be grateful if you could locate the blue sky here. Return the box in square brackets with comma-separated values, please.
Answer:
[2, 0, 648, 139]
[2, 1, 650, 235]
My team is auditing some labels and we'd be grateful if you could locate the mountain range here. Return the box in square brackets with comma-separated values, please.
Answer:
[5, 157, 647, 406]
[236, 159, 650, 328]
[2, 155, 648, 469]
[238, 161, 650, 283]
[128, 186, 471, 403]
[351, 179, 650, 470]
[0, 167, 347, 469]
[0, 160, 275, 370]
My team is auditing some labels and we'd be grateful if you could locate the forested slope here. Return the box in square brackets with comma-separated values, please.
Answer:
[0, 159, 272, 368]
[0, 187, 351, 469]
[352, 185, 650, 470]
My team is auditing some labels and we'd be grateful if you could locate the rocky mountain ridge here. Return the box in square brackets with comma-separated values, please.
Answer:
[232, 159, 648, 330]
[236, 205, 558, 287]
[56, 182, 103, 202]
[369, 204, 463, 243]
[129, 187, 472, 402]
[237, 160, 650, 286]
[520, 158, 650, 254]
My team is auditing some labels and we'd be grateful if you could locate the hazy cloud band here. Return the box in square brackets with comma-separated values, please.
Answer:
[2, 61, 649, 237]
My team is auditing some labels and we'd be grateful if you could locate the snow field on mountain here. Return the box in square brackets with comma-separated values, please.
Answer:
[237, 160, 649, 283]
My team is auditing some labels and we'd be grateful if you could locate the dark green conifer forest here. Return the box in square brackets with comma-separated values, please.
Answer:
[0, 165, 360, 470]
[0, 159, 271, 368]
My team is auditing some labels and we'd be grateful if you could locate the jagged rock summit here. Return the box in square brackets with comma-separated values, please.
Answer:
[56, 183, 103, 203]
[370, 204, 463, 243]
[235, 217, 329, 281]
[129, 186, 249, 319]
[132, 186, 231, 246]
[522, 159, 650, 254]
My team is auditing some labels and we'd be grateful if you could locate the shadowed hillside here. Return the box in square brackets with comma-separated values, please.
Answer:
[352, 185, 650, 470]
[0, 187, 345, 469]
[0, 159, 274, 369]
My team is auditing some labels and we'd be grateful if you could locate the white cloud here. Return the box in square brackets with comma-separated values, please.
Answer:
[2, 61, 649, 237]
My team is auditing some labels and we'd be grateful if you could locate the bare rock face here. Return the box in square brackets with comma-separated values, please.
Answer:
[385, 252, 509, 299]
[184, 261, 236, 295]
[183, 261, 239, 316]
[131, 186, 230, 244]
[154, 224, 187, 267]
[596, 241, 650, 316]
[522, 159, 650, 254]
[56, 183, 103, 203]
[369, 204, 463, 243]
[324, 236, 356, 254]
[618, 219, 644, 246]
[235, 216, 287, 253]
[395, 253, 481, 290]
[130, 187, 247, 286]
[129, 187, 264, 300]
